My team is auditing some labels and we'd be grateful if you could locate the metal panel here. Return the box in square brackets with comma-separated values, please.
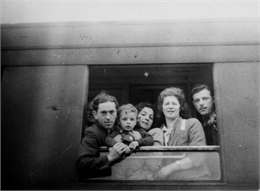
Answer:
[1, 20, 258, 48]
[86, 147, 221, 181]
[1, 19, 259, 66]
[1, 66, 88, 188]
[213, 62, 259, 184]
[2, 45, 259, 66]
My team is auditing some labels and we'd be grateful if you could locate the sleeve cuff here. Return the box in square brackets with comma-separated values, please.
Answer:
[98, 155, 110, 170]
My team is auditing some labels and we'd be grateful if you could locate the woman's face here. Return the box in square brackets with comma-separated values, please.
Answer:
[162, 96, 180, 120]
[137, 107, 154, 131]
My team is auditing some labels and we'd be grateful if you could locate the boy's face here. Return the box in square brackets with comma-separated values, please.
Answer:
[119, 111, 137, 132]
[137, 107, 154, 131]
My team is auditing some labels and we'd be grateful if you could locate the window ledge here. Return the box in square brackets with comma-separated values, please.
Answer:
[99, 146, 220, 152]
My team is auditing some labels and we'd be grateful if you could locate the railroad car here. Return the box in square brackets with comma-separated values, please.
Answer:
[1, 18, 259, 190]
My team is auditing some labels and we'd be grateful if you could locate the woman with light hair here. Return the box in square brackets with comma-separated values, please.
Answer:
[155, 87, 209, 180]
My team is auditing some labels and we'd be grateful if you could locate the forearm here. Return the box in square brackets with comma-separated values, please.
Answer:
[77, 155, 110, 172]
[167, 157, 193, 173]
[137, 134, 154, 146]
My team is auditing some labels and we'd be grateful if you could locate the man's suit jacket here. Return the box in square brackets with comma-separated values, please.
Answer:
[76, 122, 111, 180]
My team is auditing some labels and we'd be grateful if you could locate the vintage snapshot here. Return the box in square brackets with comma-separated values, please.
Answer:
[1, 1, 259, 190]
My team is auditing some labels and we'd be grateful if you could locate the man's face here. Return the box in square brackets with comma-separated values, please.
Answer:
[192, 89, 214, 116]
[93, 101, 117, 131]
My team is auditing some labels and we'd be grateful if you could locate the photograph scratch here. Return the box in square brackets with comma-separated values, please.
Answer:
[61, 144, 72, 155]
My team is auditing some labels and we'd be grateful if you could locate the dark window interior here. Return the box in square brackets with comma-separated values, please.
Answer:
[85, 63, 221, 182]
[88, 63, 213, 118]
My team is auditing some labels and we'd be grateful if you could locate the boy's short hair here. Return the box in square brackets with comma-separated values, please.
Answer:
[117, 104, 138, 118]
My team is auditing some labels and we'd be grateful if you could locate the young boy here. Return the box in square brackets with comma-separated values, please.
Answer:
[105, 104, 154, 180]
[105, 104, 154, 153]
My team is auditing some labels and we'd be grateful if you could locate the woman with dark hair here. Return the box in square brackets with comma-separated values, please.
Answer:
[135, 102, 164, 178]
[135, 102, 163, 146]
[155, 87, 209, 180]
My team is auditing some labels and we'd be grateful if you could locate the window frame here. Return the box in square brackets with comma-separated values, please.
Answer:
[84, 63, 223, 184]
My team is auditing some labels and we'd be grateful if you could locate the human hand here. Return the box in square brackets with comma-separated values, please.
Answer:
[124, 145, 132, 155]
[156, 165, 173, 179]
[129, 141, 139, 151]
[128, 131, 142, 140]
[114, 134, 122, 142]
[107, 142, 129, 162]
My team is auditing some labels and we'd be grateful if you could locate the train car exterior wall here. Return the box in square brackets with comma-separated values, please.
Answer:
[1, 19, 259, 190]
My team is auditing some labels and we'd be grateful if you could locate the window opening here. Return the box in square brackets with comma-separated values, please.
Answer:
[83, 63, 220, 182]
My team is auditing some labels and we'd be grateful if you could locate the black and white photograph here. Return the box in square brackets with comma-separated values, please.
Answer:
[1, 0, 259, 190]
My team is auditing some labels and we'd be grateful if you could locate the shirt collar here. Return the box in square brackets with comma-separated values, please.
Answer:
[161, 117, 181, 132]
[119, 129, 133, 134]
[95, 121, 115, 135]
[162, 124, 168, 133]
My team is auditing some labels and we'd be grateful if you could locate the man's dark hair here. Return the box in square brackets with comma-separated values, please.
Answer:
[92, 91, 119, 112]
[191, 84, 214, 98]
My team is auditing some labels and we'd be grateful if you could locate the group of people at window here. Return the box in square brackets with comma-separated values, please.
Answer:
[77, 84, 218, 180]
